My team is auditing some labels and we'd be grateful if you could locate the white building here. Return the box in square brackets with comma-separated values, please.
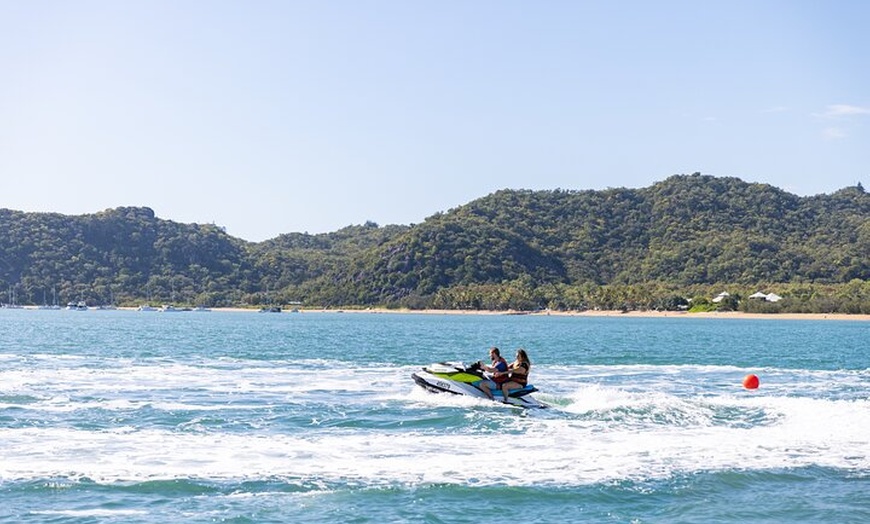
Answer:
[749, 291, 782, 302]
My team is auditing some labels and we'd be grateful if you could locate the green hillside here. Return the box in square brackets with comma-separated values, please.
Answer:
[1, 174, 868, 312]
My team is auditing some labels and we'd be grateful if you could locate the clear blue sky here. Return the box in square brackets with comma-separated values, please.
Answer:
[2, 1, 867, 241]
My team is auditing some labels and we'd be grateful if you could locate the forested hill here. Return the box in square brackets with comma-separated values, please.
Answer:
[1, 174, 868, 311]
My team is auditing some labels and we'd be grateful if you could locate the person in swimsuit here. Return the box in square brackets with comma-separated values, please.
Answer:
[496, 348, 531, 403]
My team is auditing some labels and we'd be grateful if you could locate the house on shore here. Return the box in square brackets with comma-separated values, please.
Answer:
[712, 291, 730, 303]
[749, 291, 782, 302]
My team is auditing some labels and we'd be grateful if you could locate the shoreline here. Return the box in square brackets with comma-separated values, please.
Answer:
[218, 307, 869, 321]
[13, 305, 868, 321]
[326, 308, 870, 321]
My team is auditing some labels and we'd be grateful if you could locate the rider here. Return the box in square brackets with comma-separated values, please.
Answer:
[497, 348, 531, 403]
[477, 347, 508, 400]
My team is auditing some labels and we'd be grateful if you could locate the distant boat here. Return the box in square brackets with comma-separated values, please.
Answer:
[38, 288, 57, 309]
[193, 306, 211, 312]
[98, 289, 117, 310]
[259, 306, 282, 313]
[137, 305, 158, 312]
[66, 301, 88, 311]
[158, 305, 181, 313]
[42, 287, 62, 309]
[37, 292, 61, 310]
[4, 286, 24, 309]
[37, 303, 60, 310]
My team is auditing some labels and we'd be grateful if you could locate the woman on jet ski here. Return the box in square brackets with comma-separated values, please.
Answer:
[496, 348, 531, 403]
[477, 347, 508, 400]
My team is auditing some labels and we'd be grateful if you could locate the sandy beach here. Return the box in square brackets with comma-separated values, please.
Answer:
[28, 305, 865, 321]
[274, 307, 870, 321]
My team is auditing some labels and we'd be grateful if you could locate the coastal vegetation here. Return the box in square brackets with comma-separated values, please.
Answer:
[2, 174, 868, 313]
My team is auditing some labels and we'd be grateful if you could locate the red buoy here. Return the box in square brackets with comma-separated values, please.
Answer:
[743, 374, 760, 389]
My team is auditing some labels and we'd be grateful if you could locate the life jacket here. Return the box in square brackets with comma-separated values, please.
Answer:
[492, 357, 509, 384]
[508, 362, 530, 386]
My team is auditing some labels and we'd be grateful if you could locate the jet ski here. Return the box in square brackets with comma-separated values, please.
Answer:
[411, 361, 547, 408]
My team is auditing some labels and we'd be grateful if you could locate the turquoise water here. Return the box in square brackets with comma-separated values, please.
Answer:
[0, 309, 868, 523]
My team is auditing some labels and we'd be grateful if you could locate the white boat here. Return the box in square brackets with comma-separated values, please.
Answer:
[4, 286, 24, 309]
[38, 288, 62, 309]
[158, 305, 182, 312]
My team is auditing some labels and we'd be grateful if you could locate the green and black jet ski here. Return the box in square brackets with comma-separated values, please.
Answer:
[411, 361, 547, 408]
